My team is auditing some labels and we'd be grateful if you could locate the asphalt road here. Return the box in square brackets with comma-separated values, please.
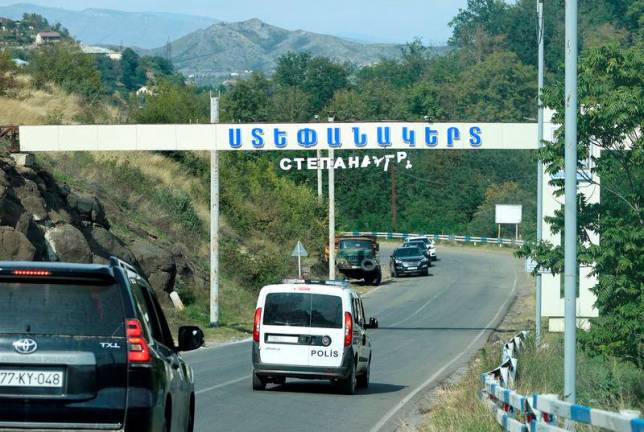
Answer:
[185, 245, 520, 432]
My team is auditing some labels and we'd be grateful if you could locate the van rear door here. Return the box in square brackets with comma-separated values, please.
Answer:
[0, 278, 128, 428]
[307, 293, 344, 368]
[259, 289, 345, 368]
[260, 292, 311, 366]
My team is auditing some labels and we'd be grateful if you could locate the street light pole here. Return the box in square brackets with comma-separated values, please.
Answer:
[563, 0, 578, 404]
[536, 0, 545, 348]
[209, 94, 220, 327]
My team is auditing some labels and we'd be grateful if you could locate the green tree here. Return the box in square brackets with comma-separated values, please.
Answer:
[445, 51, 536, 122]
[133, 80, 208, 124]
[221, 73, 272, 122]
[0, 50, 16, 95]
[469, 181, 536, 239]
[29, 43, 103, 102]
[120, 48, 146, 91]
[270, 86, 312, 122]
[301, 56, 349, 114]
[274, 52, 312, 88]
[519, 43, 643, 365]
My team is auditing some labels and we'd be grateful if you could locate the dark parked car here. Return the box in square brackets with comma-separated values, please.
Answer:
[0, 258, 204, 432]
[390, 247, 430, 277]
[402, 240, 432, 262]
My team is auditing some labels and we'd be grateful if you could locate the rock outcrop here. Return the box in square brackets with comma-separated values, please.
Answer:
[0, 153, 179, 298]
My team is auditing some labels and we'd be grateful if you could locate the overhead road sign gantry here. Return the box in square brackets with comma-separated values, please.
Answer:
[19, 122, 540, 152]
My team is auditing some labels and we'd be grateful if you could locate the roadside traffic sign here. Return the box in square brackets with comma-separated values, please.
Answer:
[291, 241, 308, 257]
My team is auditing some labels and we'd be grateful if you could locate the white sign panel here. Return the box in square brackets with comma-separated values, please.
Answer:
[495, 204, 523, 224]
[19, 122, 539, 152]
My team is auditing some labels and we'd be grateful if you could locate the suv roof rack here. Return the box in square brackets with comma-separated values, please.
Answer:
[281, 278, 350, 288]
[109, 256, 141, 279]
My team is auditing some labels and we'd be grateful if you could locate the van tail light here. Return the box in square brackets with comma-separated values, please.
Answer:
[126, 319, 151, 363]
[253, 308, 262, 343]
[344, 312, 353, 347]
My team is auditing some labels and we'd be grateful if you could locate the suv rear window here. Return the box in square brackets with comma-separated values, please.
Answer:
[263, 293, 343, 329]
[394, 247, 422, 257]
[0, 282, 125, 337]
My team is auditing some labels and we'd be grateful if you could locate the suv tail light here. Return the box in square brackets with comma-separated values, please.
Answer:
[344, 312, 353, 347]
[12, 269, 51, 277]
[126, 319, 151, 363]
[253, 308, 262, 342]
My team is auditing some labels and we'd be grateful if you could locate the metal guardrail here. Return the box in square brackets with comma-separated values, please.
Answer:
[481, 332, 644, 432]
[341, 231, 525, 247]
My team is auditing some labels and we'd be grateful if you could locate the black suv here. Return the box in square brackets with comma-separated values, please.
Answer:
[0, 258, 204, 432]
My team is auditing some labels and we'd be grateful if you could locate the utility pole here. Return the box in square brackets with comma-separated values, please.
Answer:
[391, 163, 397, 231]
[536, 0, 545, 348]
[328, 148, 335, 280]
[563, 0, 578, 404]
[209, 94, 220, 327]
[317, 149, 323, 203]
[328, 115, 336, 280]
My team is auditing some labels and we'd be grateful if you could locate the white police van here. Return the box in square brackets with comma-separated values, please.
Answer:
[251, 279, 378, 394]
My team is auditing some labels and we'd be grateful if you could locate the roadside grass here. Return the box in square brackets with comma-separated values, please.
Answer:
[165, 277, 255, 345]
[516, 334, 643, 414]
[420, 267, 643, 432]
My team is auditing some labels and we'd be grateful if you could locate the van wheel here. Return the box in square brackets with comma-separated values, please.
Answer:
[357, 357, 371, 389]
[339, 363, 356, 395]
[252, 373, 266, 391]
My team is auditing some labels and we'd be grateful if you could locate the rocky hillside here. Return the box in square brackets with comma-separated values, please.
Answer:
[0, 153, 203, 302]
[147, 18, 402, 76]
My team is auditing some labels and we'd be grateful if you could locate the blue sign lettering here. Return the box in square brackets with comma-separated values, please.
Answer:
[297, 128, 317, 148]
[251, 128, 264, 148]
[352, 127, 367, 147]
[447, 127, 460, 147]
[424, 127, 438, 147]
[229, 128, 242, 148]
[274, 128, 287, 148]
[327, 127, 342, 148]
[469, 126, 482, 147]
[402, 127, 416, 146]
[377, 127, 391, 147]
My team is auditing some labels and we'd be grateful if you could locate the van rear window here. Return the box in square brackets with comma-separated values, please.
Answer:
[0, 282, 125, 337]
[263, 293, 343, 329]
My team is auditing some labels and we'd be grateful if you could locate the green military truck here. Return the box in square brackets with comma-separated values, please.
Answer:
[334, 236, 382, 285]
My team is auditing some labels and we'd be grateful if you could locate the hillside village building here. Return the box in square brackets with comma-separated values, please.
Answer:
[35, 31, 61, 45]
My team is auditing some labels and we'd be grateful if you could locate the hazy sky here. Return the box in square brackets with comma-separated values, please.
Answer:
[0, 0, 469, 44]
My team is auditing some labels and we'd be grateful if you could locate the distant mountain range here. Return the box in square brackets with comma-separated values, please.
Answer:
[0, 3, 217, 48]
[1, 3, 428, 77]
[145, 18, 403, 77]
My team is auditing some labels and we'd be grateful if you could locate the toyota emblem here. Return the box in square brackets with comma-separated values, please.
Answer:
[13, 338, 38, 354]
[321, 336, 331, 347]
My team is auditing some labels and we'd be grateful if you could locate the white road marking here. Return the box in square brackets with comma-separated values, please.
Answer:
[369, 272, 518, 432]
[387, 289, 446, 328]
[196, 375, 250, 395]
